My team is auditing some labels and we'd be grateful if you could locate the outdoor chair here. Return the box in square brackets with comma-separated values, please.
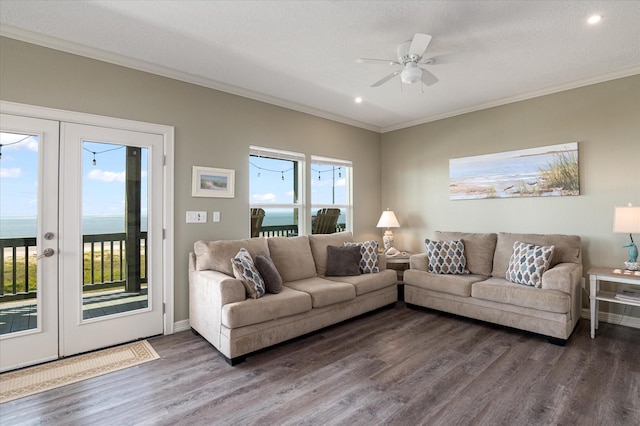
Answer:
[250, 208, 265, 238]
[312, 208, 340, 234]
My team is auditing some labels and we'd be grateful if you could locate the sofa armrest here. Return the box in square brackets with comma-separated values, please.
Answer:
[541, 262, 582, 294]
[409, 253, 429, 271]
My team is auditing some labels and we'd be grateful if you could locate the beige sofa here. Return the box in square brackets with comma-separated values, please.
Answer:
[189, 232, 397, 364]
[404, 232, 582, 343]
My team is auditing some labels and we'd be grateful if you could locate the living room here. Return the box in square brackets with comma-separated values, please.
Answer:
[0, 1, 639, 423]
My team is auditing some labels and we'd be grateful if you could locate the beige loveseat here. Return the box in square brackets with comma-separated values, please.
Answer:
[189, 232, 397, 364]
[404, 232, 582, 343]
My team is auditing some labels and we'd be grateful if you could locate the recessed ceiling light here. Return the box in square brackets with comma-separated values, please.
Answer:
[354, 97, 363, 103]
[588, 14, 603, 25]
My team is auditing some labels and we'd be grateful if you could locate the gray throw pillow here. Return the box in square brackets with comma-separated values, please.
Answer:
[255, 253, 282, 293]
[325, 245, 361, 276]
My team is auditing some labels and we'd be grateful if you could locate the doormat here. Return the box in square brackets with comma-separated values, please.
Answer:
[0, 340, 159, 403]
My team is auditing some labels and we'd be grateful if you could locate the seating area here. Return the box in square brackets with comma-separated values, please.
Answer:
[189, 229, 584, 364]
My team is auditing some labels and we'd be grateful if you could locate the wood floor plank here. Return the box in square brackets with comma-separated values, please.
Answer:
[1, 302, 639, 425]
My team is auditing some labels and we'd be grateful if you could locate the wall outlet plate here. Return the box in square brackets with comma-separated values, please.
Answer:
[186, 211, 207, 223]
[213, 211, 220, 222]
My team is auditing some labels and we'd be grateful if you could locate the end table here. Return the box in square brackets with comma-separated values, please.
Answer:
[385, 252, 414, 301]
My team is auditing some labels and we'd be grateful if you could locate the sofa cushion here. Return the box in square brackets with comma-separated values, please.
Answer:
[471, 277, 571, 314]
[326, 245, 362, 276]
[267, 236, 317, 282]
[194, 238, 269, 275]
[308, 231, 354, 276]
[492, 233, 581, 278]
[403, 269, 485, 297]
[425, 239, 470, 275]
[231, 248, 266, 299]
[254, 253, 282, 294]
[344, 241, 380, 274]
[284, 277, 356, 308]
[506, 241, 555, 288]
[324, 269, 397, 296]
[221, 286, 312, 328]
[435, 232, 497, 276]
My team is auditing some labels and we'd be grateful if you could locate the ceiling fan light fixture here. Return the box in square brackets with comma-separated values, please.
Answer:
[401, 64, 422, 84]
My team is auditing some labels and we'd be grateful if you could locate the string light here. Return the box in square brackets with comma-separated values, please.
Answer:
[0, 135, 31, 160]
[82, 145, 125, 166]
[311, 167, 342, 181]
[249, 161, 294, 181]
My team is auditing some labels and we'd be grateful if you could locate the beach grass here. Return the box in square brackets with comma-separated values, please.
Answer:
[2, 251, 146, 296]
[539, 150, 579, 193]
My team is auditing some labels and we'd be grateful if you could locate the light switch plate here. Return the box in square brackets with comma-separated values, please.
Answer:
[186, 211, 207, 223]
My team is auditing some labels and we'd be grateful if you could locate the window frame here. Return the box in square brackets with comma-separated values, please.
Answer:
[310, 155, 353, 233]
[249, 146, 306, 235]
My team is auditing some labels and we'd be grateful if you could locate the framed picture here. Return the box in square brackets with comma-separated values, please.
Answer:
[192, 166, 235, 198]
[449, 142, 579, 200]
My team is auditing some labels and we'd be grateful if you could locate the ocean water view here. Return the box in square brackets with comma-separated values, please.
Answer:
[261, 210, 346, 227]
[0, 216, 148, 239]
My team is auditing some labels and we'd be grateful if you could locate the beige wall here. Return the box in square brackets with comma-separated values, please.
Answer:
[0, 37, 383, 322]
[381, 75, 640, 318]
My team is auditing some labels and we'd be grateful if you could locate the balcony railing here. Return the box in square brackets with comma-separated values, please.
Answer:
[1, 232, 147, 302]
[256, 223, 346, 238]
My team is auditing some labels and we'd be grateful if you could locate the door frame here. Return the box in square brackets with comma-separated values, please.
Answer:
[1, 100, 175, 335]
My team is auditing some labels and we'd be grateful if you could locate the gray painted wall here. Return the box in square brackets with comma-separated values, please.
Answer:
[381, 75, 640, 318]
[0, 37, 383, 322]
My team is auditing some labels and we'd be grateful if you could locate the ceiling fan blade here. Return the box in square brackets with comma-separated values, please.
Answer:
[420, 68, 439, 86]
[357, 58, 402, 65]
[371, 70, 401, 87]
[409, 33, 432, 57]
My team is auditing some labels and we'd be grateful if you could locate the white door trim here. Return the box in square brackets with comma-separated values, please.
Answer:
[0, 101, 175, 335]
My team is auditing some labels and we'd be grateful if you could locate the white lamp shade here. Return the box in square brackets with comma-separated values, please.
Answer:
[613, 206, 640, 233]
[377, 210, 400, 228]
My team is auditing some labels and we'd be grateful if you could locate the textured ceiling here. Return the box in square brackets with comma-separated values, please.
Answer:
[1, 1, 639, 132]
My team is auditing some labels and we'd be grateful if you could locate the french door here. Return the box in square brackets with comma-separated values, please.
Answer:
[1, 113, 167, 371]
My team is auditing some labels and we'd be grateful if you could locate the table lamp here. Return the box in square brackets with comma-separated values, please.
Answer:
[376, 209, 400, 253]
[613, 203, 640, 270]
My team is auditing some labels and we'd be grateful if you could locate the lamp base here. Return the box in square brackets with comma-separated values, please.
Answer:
[382, 230, 394, 251]
[624, 261, 640, 271]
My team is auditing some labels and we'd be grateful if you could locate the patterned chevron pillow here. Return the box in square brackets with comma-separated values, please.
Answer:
[506, 241, 555, 287]
[425, 239, 470, 275]
[344, 240, 380, 273]
[231, 248, 266, 299]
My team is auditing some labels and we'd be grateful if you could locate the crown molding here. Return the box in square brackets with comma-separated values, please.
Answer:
[381, 65, 640, 133]
[0, 25, 382, 133]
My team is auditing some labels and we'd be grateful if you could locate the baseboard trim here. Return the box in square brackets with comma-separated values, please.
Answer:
[173, 319, 191, 333]
[580, 308, 640, 330]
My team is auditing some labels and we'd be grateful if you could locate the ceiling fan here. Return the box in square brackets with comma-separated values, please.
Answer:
[357, 33, 439, 88]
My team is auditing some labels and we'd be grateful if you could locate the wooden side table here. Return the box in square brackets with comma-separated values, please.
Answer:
[588, 267, 640, 338]
[385, 252, 414, 301]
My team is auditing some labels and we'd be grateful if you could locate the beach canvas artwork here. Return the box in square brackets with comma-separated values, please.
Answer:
[449, 142, 579, 200]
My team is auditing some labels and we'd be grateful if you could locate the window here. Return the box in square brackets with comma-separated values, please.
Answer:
[311, 156, 352, 234]
[249, 146, 305, 237]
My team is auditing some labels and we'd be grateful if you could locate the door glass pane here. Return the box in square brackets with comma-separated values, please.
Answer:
[81, 141, 148, 319]
[0, 132, 39, 334]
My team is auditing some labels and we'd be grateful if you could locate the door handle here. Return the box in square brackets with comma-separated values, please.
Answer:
[36, 248, 55, 259]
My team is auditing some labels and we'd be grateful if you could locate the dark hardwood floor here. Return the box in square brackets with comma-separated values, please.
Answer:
[2, 302, 639, 425]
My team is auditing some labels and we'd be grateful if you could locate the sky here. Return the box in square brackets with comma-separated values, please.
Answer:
[0, 132, 148, 218]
